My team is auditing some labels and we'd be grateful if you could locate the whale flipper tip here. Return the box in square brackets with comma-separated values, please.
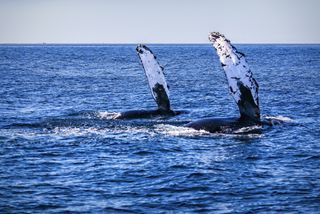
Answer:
[208, 32, 229, 43]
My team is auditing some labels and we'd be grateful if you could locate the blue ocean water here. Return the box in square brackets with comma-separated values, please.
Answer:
[0, 44, 319, 213]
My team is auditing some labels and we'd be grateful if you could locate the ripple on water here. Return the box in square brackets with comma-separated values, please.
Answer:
[1, 45, 320, 213]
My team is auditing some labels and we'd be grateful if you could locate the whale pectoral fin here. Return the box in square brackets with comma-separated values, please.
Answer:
[152, 83, 171, 111]
[136, 44, 171, 111]
[209, 32, 260, 121]
[237, 82, 260, 121]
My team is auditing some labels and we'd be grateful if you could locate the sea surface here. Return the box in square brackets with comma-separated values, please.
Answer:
[0, 44, 319, 213]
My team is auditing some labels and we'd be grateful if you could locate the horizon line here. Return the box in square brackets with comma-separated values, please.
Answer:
[0, 42, 319, 46]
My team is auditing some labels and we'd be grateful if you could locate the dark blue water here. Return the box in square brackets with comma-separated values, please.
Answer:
[0, 44, 319, 213]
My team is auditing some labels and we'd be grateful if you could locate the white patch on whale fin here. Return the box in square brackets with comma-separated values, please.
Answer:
[209, 32, 260, 121]
[136, 44, 171, 111]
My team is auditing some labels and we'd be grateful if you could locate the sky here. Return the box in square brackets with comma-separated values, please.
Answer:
[0, 0, 319, 44]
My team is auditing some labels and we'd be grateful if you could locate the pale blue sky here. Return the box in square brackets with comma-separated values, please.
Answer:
[0, 0, 319, 43]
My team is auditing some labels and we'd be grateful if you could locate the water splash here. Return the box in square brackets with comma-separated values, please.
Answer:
[155, 124, 209, 137]
[96, 111, 121, 119]
[233, 125, 263, 134]
[264, 115, 294, 123]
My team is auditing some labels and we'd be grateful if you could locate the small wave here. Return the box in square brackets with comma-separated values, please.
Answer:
[133, 151, 155, 156]
[51, 127, 102, 137]
[19, 106, 36, 114]
[187, 172, 207, 178]
[48, 124, 158, 140]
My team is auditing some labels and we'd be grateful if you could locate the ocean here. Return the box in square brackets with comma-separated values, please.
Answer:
[0, 44, 319, 213]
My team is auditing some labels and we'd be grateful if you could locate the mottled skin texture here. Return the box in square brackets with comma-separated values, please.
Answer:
[115, 45, 179, 119]
[187, 32, 267, 133]
[209, 32, 260, 121]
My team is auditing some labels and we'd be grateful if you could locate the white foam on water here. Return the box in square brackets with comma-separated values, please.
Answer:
[233, 125, 262, 135]
[155, 124, 264, 138]
[233, 125, 262, 134]
[19, 106, 36, 114]
[264, 115, 295, 123]
[155, 124, 210, 137]
[96, 111, 121, 120]
[48, 124, 158, 141]
[52, 127, 101, 137]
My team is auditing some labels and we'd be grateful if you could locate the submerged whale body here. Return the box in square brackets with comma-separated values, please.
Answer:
[187, 32, 271, 133]
[186, 117, 261, 133]
[115, 45, 181, 119]
[115, 109, 177, 119]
